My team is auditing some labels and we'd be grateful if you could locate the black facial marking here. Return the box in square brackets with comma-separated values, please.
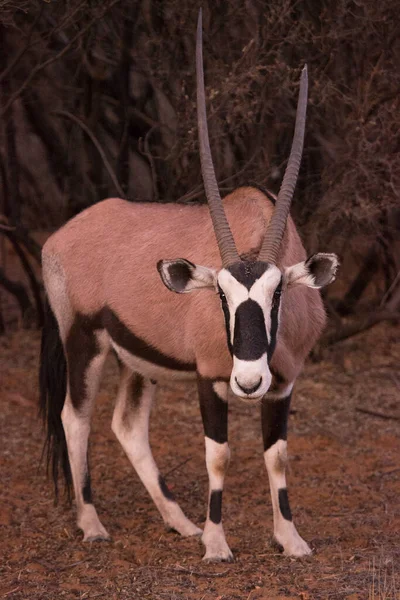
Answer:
[218, 284, 232, 355]
[157, 258, 196, 293]
[234, 299, 268, 360]
[268, 279, 283, 361]
[227, 261, 269, 290]
[197, 376, 228, 444]
[209, 490, 223, 524]
[82, 468, 92, 504]
[235, 376, 262, 395]
[159, 475, 175, 501]
[261, 393, 292, 452]
[278, 488, 292, 521]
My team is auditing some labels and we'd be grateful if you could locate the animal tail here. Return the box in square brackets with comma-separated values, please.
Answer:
[38, 297, 72, 502]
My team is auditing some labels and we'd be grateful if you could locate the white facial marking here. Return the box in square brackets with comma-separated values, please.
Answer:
[231, 353, 271, 400]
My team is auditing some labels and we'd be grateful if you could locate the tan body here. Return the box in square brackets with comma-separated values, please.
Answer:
[43, 186, 325, 383]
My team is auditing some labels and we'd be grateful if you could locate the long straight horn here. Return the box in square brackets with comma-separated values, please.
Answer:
[196, 9, 239, 267]
[258, 65, 308, 264]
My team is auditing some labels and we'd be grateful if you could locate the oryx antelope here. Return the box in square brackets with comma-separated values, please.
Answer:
[39, 11, 338, 562]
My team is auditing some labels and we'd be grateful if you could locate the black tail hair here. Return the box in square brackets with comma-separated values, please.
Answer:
[39, 298, 72, 502]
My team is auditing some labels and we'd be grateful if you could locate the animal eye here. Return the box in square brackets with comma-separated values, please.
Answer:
[219, 291, 226, 301]
[272, 288, 281, 307]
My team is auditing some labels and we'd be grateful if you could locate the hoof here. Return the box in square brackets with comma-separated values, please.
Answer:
[83, 532, 111, 543]
[273, 532, 312, 557]
[202, 551, 234, 563]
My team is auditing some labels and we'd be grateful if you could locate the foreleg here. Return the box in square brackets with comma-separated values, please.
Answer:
[198, 376, 233, 562]
[262, 386, 311, 556]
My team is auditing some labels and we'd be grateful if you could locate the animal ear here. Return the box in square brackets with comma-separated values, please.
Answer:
[157, 259, 217, 294]
[285, 253, 339, 289]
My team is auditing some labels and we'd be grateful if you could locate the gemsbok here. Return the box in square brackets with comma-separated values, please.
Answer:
[39, 10, 338, 562]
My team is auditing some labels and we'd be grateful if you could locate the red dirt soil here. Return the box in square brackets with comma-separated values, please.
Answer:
[0, 322, 399, 600]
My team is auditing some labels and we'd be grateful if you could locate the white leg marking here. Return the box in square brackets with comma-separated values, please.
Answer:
[112, 370, 201, 537]
[212, 381, 228, 401]
[202, 437, 233, 562]
[62, 398, 110, 542]
[264, 439, 311, 557]
[265, 383, 294, 401]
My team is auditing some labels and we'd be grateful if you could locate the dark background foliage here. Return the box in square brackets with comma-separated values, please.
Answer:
[0, 0, 399, 342]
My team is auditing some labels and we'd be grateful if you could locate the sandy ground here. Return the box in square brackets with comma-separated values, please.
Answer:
[0, 322, 399, 600]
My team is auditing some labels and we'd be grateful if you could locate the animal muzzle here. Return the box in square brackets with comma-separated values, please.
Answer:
[230, 354, 272, 401]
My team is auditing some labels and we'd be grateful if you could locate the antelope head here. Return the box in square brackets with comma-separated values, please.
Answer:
[158, 10, 338, 401]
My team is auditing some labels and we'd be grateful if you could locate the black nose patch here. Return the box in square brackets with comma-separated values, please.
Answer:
[234, 299, 268, 360]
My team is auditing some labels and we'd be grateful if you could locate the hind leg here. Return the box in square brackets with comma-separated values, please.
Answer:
[62, 324, 110, 542]
[112, 367, 201, 537]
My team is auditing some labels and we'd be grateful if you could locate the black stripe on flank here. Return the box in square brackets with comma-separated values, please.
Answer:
[66, 308, 195, 402]
[100, 307, 196, 372]
[82, 470, 92, 504]
[268, 278, 282, 361]
[234, 299, 268, 360]
[278, 488, 292, 521]
[159, 475, 175, 501]
[209, 490, 223, 524]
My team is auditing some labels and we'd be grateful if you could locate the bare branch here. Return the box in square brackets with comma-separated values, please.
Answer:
[53, 110, 125, 199]
[0, 3, 44, 85]
[0, 0, 123, 116]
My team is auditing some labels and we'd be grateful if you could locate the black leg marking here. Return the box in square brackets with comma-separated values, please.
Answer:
[122, 373, 144, 427]
[278, 488, 292, 521]
[261, 393, 292, 452]
[209, 490, 223, 524]
[82, 470, 92, 504]
[158, 475, 175, 501]
[197, 376, 228, 444]
[66, 315, 100, 410]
